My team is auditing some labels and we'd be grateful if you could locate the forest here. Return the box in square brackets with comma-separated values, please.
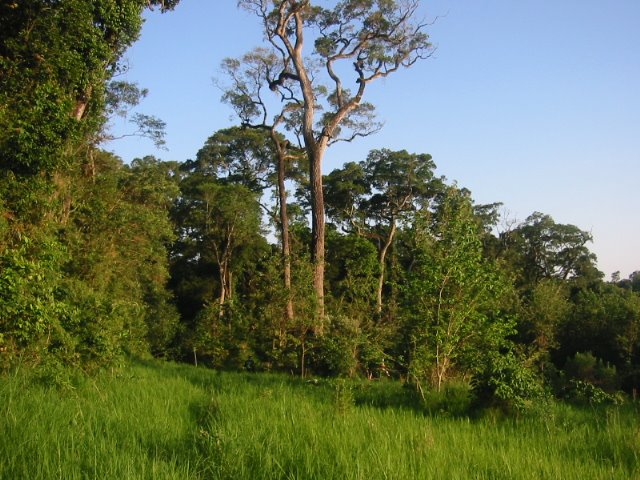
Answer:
[1, 0, 640, 416]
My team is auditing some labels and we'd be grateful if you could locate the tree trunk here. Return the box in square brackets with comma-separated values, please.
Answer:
[300, 339, 306, 378]
[218, 258, 228, 318]
[278, 170, 294, 336]
[217, 221, 236, 319]
[273, 135, 294, 328]
[376, 219, 397, 315]
[283, 8, 329, 330]
[72, 86, 92, 121]
[309, 147, 325, 329]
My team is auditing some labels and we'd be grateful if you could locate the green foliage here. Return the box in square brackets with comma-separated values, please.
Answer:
[556, 285, 640, 387]
[194, 126, 276, 192]
[0, 0, 166, 174]
[0, 82, 79, 174]
[325, 149, 441, 232]
[477, 350, 548, 412]
[499, 212, 601, 289]
[170, 161, 265, 350]
[332, 377, 355, 414]
[519, 279, 571, 358]
[0, 236, 69, 361]
[0, 0, 181, 370]
[190, 303, 233, 368]
[404, 187, 517, 395]
[59, 153, 179, 366]
[421, 380, 474, 416]
[563, 352, 618, 392]
[325, 232, 378, 312]
[315, 316, 361, 377]
[2, 0, 640, 423]
[566, 380, 620, 406]
[0, 151, 181, 370]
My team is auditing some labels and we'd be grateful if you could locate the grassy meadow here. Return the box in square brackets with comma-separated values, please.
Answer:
[1, 359, 639, 479]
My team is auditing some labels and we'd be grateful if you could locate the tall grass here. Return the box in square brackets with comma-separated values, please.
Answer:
[1, 358, 638, 479]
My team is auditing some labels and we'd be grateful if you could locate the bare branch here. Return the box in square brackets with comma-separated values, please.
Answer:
[327, 125, 382, 146]
[269, 71, 301, 91]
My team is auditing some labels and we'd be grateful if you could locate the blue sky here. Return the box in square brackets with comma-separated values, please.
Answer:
[105, 0, 640, 279]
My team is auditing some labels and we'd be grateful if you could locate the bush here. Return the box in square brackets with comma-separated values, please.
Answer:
[422, 381, 474, 416]
[563, 352, 618, 392]
[332, 378, 355, 414]
[352, 379, 421, 410]
[566, 379, 622, 406]
[314, 316, 360, 377]
[476, 351, 547, 412]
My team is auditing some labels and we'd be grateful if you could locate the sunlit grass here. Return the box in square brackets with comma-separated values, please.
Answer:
[1, 359, 638, 479]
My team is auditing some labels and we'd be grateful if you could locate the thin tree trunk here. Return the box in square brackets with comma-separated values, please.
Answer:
[300, 337, 306, 378]
[273, 134, 294, 327]
[276, 5, 367, 331]
[376, 219, 397, 314]
[217, 222, 236, 319]
[218, 258, 227, 318]
[309, 147, 325, 329]
[280, 193, 294, 324]
[72, 83, 94, 121]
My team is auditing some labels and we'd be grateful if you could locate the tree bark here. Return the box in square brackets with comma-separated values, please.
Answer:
[215, 223, 235, 319]
[282, 8, 328, 329]
[274, 136, 294, 327]
[376, 219, 397, 315]
[72, 86, 92, 121]
[309, 146, 326, 329]
[218, 257, 228, 318]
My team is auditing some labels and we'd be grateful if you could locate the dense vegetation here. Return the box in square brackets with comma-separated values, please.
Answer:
[1, 0, 640, 417]
[2, 359, 638, 479]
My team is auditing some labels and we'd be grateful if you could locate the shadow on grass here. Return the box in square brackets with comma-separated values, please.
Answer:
[131, 356, 339, 402]
[129, 357, 482, 419]
[351, 379, 423, 412]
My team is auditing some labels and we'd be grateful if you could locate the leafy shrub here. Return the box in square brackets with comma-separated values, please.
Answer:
[332, 378, 355, 414]
[352, 379, 422, 410]
[422, 381, 474, 416]
[476, 351, 547, 412]
[189, 304, 229, 368]
[563, 352, 618, 392]
[567, 380, 621, 406]
[314, 316, 360, 377]
[32, 358, 87, 391]
[0, 237, 68, 355]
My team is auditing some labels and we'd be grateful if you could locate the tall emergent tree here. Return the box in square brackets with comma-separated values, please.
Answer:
[237, 0, 433, 322]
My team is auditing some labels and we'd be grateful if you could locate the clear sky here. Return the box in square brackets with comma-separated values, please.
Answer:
[105, 0, 640, 279]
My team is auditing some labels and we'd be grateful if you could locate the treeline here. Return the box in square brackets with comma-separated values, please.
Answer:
[164, 128, 640, 408]
[1, 1, 639, 410]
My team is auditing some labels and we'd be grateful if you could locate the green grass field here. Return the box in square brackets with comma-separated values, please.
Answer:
[1, 359, 638, 479]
